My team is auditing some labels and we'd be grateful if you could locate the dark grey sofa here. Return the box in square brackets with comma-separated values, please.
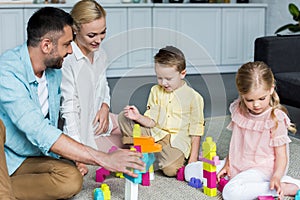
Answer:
[254, 35, 300, 108]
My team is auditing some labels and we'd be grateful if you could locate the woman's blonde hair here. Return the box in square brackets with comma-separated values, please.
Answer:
[236, 61, 296, 133]
[71, 0, 106, 33]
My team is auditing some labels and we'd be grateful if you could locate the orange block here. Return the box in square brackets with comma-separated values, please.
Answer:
[133, 136, 162, 153]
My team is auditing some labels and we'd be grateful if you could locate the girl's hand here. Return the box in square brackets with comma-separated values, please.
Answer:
[270, 176, 283, 198]
[123, 105, 141, 121]
[93, 105, 110, 135]
[217, 158, 230, 182]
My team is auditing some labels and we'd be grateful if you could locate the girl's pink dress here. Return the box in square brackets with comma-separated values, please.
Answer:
[227, 99, 292, 179]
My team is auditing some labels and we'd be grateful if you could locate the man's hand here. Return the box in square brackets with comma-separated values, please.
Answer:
[99, 148, 145, 178]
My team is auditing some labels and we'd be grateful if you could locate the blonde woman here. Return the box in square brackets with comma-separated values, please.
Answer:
[61, 0, 122, 175]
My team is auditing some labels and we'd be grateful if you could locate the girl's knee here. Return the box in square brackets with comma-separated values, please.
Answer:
[222, 181, 243, 200]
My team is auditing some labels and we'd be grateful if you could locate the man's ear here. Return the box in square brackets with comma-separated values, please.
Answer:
[40, 38, 52, 54]
[180, 69, 187, 79]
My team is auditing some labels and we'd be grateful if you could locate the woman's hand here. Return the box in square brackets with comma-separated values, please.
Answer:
[93, 104, 110, 135]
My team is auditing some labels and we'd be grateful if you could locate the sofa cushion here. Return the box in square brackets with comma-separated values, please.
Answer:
[275, 72, 300, 108]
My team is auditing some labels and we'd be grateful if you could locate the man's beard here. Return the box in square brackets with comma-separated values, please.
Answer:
[45, 57, 63, 69]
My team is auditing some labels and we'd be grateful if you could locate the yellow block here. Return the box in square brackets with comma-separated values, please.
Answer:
[203, 186, 217, 197]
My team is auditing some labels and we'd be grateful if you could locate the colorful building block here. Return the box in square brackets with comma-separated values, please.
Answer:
[96, 167, 110, 183]
[124, 124, 162, 200]
[257, 196, 275, 200]
[101, 184, 111, 200]
[115, 172, 124, 179]
[217, 177, 229, 192]
[203, 170, 217, 188]
[133, 136, 162, 153]
[188, 177, 203, 189]
[95, 146, 118, 182]
[200, 137, 219, 197]
[125, 178, 138, 200]
[176, 166, 185, 181]
[295, 190, 300, 200]
[94, 188, 104, 200]
[149, 164, 155, 180]
[93, 184, 110, 200]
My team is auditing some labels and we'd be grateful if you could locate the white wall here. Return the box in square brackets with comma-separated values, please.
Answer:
[251, 0, 300, 35]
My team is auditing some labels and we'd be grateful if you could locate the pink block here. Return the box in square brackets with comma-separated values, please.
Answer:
[203, 170, 217, 188]
[96, 167, 110, 182]
[257, 196, 275, 200]
[142, 172, 150, 186]
[217, 178, 229, 192]
[134, 145, 141, 153]
[176, 166, 185, 181]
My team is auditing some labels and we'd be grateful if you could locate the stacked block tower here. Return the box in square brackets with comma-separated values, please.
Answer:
[200, 137, 220, 197]
[125, 124, 162, 200]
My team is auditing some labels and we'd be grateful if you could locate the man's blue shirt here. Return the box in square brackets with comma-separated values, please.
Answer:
[0, 42, 62, 175]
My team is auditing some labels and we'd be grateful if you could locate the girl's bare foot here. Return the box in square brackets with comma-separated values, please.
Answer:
[281, 176, 300, 197]
[281, 182, 298, 196]
[76, 162, 89, 176]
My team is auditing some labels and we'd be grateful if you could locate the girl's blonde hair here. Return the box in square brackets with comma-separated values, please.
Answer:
[71, 0, 106, 33]
[236, 61, 296, 133]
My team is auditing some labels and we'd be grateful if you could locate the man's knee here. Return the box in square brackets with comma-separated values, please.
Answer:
[59, 164, 83, 198]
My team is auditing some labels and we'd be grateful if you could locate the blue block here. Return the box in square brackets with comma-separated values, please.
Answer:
[295, 190, 300, 200]
[124, 173, 142, 184]
[188, 177, 203, 189]
[94, 188, 104, 200]
[142, 153, 155, 172]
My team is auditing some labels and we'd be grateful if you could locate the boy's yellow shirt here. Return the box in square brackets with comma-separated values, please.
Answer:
[144, 82, 205, 158]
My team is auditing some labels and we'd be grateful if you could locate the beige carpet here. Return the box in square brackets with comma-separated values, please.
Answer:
[70, 116, 300, 200]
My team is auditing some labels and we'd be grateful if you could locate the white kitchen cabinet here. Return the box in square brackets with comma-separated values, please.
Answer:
[153, 8, 221, 68]
[222, 7, 265, 65]
[176, 8, 221, 67]
[0, 9, 24, 54]
[0, 4, 266, 77]
[128, 8, 152, 69]
[102, 8, 128, 70]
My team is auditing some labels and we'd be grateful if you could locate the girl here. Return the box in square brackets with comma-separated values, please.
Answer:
[60, 0, 122, 175]
[217, 61, 299, 199]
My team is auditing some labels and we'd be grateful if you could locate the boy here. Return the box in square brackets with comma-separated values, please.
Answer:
[118, 46, 205, 176]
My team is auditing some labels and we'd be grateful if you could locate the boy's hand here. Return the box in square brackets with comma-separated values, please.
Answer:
[124, 105, 141, 121]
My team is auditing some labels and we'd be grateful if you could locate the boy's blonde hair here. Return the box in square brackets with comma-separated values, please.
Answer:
[71, 0, 106, 33]
[154, 46, 186, 72]
[236, 61, 296, 133]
